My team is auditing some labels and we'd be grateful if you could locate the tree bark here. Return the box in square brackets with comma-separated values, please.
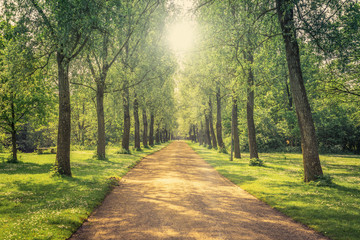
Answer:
[232, 96, 241, 158]
[208, 97, 217, 149]
[133, 95, 141, 150]
[142, 109, 148, 147]
[284, 75, 293, 110]
[246, 52, 259, 159]
[155, 125, 160, 144]
[149, 113, 154, 146]
[199, 122, 204, 145]
[216, 87, 225, 151]
[56, 52, 71, 176]
[10, 98, 17, 162]
[193, 125, 197, 142]
[96, 81, 106, 159]
[276, 0, 323, 182]
[122, 80, 130, 152]
[205, 113, 211, 148]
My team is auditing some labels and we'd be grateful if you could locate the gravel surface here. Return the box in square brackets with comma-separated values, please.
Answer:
[70, 141, 329, 240]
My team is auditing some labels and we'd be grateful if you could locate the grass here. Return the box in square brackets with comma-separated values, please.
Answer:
[188, 141, 360, 240]
[0, 143, 169, 240]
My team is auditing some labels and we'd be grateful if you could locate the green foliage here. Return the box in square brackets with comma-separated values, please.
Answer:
[117, 148, 132, 155]
[249, 158, 264, 167]
[189, 142, 360, 240]
[310, 175, 334, 187]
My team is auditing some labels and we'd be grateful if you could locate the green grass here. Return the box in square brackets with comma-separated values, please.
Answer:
[0, 143, 169, 240]
[188, 141, 360, 240]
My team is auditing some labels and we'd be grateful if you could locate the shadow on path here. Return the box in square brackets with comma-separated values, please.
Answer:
[70, 141, 329, 240]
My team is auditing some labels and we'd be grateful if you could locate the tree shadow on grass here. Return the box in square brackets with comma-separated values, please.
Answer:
[0, 162, 53, 175]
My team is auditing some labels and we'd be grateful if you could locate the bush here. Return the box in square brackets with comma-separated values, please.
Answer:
[249, 158, 264, 166]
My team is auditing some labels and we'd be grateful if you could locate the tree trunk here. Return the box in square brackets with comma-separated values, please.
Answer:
[193, 125, 197, 142]
[10, 99, 17, 162]
[96, 81, 106, 159]
[246, 52, 259, 159]
[11, 129, 17, 162]
[122, 81, 130, 152]
[56, 52, 71, 176]
[142, 109, 148, 147]
[216, 86, 225, 151]
[208, 97, 217, 149]
[232, 96, 241, 158]
[276, 0, 323, 182]
[205, 113, 211, 148]
[149, 113, 154, 146]
[284, 75, 293, 110]
[155, 126, 160, 144]
[133, 96, 141, 150]
[199, 122, 204, 145]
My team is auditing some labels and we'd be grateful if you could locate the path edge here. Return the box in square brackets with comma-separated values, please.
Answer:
[67, 142, 172, 240]
[186, 141, 332, 240]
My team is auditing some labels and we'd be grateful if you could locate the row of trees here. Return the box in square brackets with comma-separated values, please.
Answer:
[177, 0, 360, 181]
[1, 0, 177, 175]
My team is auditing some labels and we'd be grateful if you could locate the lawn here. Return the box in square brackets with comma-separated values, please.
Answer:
[188, 141, 360, 240]
[0, 143, 169, 240]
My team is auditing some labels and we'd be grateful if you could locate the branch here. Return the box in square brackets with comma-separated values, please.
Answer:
[29, 0, 56, 37]
[70, 37, 89, 60]
[108, 69, 152, 93]
[70, 81, 96, 92]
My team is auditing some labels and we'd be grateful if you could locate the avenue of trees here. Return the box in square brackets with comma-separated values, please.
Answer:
[176, 0, 360, 181]
[0, 0, 177, 175]
[1, 0, 359, 182]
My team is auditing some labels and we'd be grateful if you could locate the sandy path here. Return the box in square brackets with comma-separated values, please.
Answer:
[70, 141, 328, 240]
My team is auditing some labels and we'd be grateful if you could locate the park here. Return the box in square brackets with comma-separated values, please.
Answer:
[0, 0, 359, 239]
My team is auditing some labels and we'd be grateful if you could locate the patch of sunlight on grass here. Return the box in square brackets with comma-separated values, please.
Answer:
[0, 142, 170, 240]
[188, 141, 360, 240]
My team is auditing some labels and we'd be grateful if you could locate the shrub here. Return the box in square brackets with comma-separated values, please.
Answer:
[249, 158, 264, 166]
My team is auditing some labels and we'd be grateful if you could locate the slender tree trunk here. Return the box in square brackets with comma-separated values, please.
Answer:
[232, 96, 241, 158]
[122, 80, 130, 152]
[56, 52, 71, 176]
[155, 126, 160, 144]
[205, 113, 211, 148]
[208, 97, 217, 149]
[10, 99, 17, 162]
[149, 113, 154, 146]
[142, 109, 148, 147]
[193, 125, 197, 142]
[11, 129, 17, 162]
[96, 81, 106, 159]
[246, 52, 259, 159]
[81, 103, 85, 146]
[284, 75, 293, 110]
[133, 96, 141, 150]
[276, 0, 323, 182]
[216, 87, 225, 151]
[199, 122, 204, 145]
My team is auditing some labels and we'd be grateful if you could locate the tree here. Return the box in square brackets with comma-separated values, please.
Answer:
[0, 21, 52, 162]
[13, 0, 102, 175]
[276, 0, 323, 181]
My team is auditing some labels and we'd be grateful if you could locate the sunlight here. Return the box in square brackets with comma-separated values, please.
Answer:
[167, 20, 196, 54]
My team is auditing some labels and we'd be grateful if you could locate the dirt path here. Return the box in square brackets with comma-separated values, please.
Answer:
[70, 141, 328, 240]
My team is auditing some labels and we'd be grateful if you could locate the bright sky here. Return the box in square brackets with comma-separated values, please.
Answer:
[166, 0, 197, 59]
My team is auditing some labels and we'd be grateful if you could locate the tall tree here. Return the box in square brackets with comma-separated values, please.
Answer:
[11, 0, 99, 175]
[142, 108, 148, 147]
[208, 96, 217, 149]
[276, 0, 323, 181]
[133, 94, 141, 150]
[216, 86, 226, 152]
[0, 21, 52, 162]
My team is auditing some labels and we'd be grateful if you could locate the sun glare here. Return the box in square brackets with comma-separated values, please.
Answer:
[167, 20, 196, 54]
